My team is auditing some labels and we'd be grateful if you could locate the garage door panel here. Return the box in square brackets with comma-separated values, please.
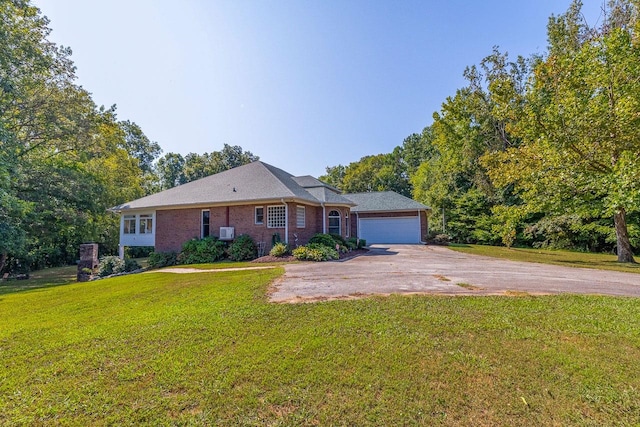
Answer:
[359, 217, 420, 244]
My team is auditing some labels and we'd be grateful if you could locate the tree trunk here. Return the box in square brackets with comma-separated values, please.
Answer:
[0, 252, 6, 273]
[614, 208, 636, 263]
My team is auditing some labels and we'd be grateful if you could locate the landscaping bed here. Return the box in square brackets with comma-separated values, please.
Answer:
[252, 248, 368, 263]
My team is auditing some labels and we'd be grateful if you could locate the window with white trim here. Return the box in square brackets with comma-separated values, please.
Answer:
[267, 205, 286, 228]
[328, 210, 341, 235]
[255, 207, 264, 225]
[123, 215, 136, 234]
[139, 214, 153, 234]
[296, 206, 305, 228]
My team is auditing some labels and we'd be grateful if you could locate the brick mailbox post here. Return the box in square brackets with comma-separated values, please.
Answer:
[77, 243, 99, 282]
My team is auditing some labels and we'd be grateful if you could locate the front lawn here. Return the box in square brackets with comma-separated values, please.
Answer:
[449, 244, 640, 274]
[1, 269, 639, 425]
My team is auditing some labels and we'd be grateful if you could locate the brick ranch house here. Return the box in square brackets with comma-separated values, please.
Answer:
[111, 161, 430, 254]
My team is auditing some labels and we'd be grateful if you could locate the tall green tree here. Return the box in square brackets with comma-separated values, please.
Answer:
[339, 153, 411, 196]
[484, 0, 640, 262]
[0, 1, 155, 270]
[411, 52, 527, 242]
[156, 144, 259, 190]
[156, 152, 186, 190]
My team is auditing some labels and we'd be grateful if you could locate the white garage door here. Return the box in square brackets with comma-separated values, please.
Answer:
[358, 217, 420, 244]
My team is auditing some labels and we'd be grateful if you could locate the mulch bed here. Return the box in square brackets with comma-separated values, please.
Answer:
[252, 248, 369, 263]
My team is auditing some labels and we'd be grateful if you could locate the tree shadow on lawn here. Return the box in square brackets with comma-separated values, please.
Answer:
[0, 266, 77, 296]
[0, 279, 77, 296]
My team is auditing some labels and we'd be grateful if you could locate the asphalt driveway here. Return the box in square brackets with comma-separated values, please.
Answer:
[269, 245, 640, 302]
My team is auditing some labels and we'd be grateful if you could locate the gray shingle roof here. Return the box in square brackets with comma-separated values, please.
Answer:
[112, 161, 326, 211]
[292, 175, 339, 192]
[344, 191, 430, 213]
[112, 162, 428, 214]
[304, 186, 355, 205]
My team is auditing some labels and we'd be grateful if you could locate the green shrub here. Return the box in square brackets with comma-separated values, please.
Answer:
[292, 243, 339, 261]
[432, 234, 451, 245]
[124, 246, 154, 258]
[227, 234, 257, 261]
[148, 251, 178, 268]
[178, 237, 226, 264]
[269, 242, 290, 257]
[309, 233, 338, 248]
[347, 238, 366, 249]
[346, 237, 358, 250]
[329, 233, 348, 247]
[124, 258, 141, 272]
[98, 256, 125, 277]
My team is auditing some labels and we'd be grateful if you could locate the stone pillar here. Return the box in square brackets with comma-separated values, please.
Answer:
[77, 243, 99, 282]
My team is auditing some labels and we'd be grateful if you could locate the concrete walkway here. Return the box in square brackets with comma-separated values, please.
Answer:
[269, 245, 640, 302]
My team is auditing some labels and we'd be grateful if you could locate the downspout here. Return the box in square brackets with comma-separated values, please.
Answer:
[281, 199, 289, 244]
[321, 203, 326, 234]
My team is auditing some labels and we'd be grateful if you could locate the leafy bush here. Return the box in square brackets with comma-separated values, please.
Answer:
[329, 233, 348, 247]
[269, 242, 290, 257]
[431, 234, 451, 245]
[309, 233, 338, 248]
[124, 246, 154, 258]
[178, 237, 226, 264]
[346, 237, 358, 250]
[124, 258, 141, 272]
[148, 251, 178, 268]
[227, 234, 257, 261]
[292, 243, 339, 261]
[98, 256, 125, 277]
[97, 256, 140, 277]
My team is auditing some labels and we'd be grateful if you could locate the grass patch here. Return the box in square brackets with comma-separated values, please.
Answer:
[1, 269, 640, 425]
[449, 244, 640, 274]
[456, 282, 483, 291]
[0, 265, 77, 296]
[162, 261, 286, 270]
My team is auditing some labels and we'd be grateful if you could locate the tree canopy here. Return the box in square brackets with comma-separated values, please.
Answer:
[0, 2, 255, 272]
[323, 0, 638, 261]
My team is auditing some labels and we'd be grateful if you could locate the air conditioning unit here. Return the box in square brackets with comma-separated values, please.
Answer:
[219, 227, 235, 241]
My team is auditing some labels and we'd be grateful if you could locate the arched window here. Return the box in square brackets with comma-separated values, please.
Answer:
[328, 210, 341, 235]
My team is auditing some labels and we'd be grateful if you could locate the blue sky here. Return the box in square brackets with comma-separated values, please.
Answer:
[34, 0, 604, 177]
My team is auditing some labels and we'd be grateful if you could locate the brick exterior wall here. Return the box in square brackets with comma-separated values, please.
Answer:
[155, 205, 428, 253]
[155, 208, 201, 252]
[154, 203, 351, 253]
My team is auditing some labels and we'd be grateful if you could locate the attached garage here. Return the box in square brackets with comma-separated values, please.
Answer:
[358, 216, 421, 244]
[344, 191, 430, 245]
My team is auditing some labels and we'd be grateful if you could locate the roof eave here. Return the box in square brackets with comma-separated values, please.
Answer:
[350, 207, 431, 213]
[110, 196, 358, 213]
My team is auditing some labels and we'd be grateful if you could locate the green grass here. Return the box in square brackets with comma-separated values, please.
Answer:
[2, 269, 640, 425]
[449, 244, 640, 274]
[0, 265, 77, 295]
